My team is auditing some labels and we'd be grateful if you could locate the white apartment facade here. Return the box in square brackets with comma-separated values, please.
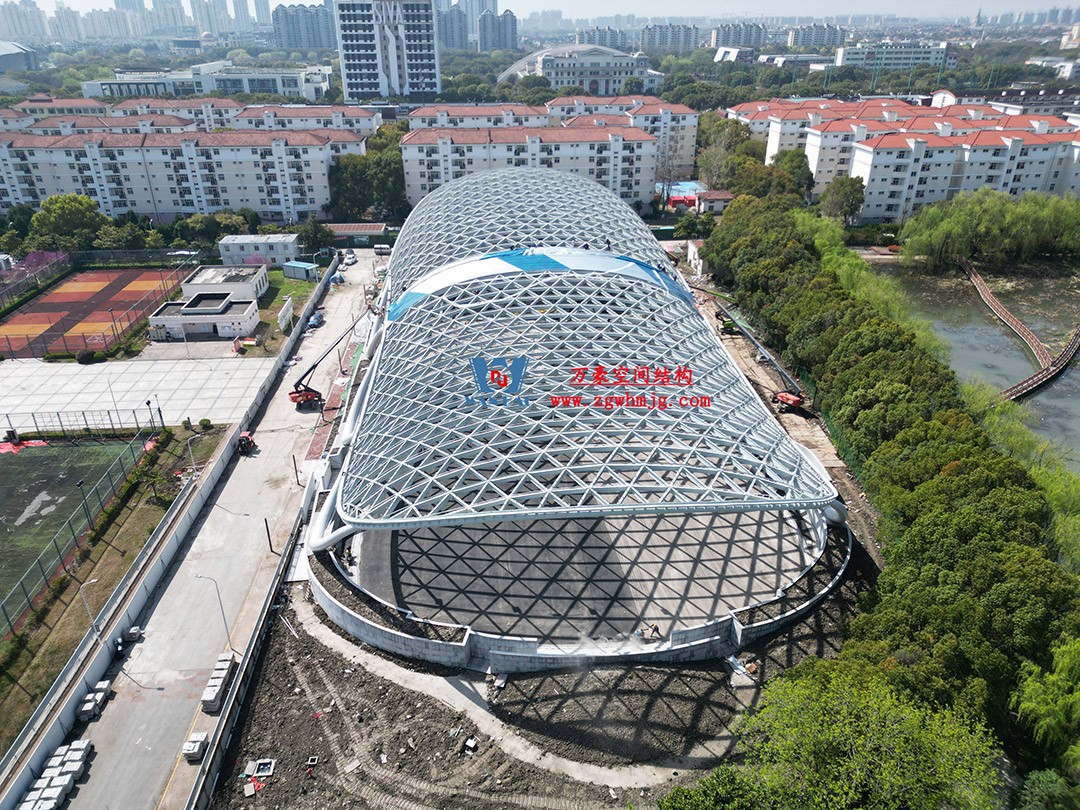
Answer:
[835, 41, 956, 70]
[26, 114, 200, 135]
[232, 105, 381, 133]
[852, 130, 1080, 223]
[400, 126, 657, 206]
[408, 105, 551, 129]
[787, 24, 845, 48]
[0, 130, 365, 223]
[337, 0, 441, 101]
[110, 98, 245, 131]
[547, 95, 698, 179]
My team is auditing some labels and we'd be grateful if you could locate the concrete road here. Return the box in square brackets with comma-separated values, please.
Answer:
[65, 271, 372, 810]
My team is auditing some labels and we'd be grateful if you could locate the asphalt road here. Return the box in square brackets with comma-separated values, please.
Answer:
[63, 263, 375, 810]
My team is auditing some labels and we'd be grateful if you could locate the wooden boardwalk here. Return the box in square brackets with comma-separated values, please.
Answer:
[959, 258, 1080, 400]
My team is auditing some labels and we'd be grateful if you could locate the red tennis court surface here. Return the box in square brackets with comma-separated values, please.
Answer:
[0, 268, 185, 358]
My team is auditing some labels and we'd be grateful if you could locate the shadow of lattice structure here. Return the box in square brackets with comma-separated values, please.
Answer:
[360, 510, 810, 642]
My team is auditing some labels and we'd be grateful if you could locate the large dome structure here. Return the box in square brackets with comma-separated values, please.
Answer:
[307, 168, 849, 672]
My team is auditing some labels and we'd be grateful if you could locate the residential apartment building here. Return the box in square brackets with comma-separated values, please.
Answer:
[232, 104, 381, 133]
[498, 45, 664, 97]
[575, 26, 631, 50]
[987, 90, 1080, 117]
[337, 0, 441, 101]
[547, 95, 698, 179]
[709, 23, 768, 49]
[638, 24, 699, 54]
[25, 114, 200, 134]
[0, 129, 365, 223]
[409, 104, 549, 128]
[110, 98, 245, 131]
[14, 96, 109, 117]
[399, 125, 656, 206]
[786, 23, 845, 48]
[834, 41, 956, 70]
[272, 3, 336, 50]
[437, 5, 468, 49]
[478, 9, 516, 52]
[82, 61, 333, 101]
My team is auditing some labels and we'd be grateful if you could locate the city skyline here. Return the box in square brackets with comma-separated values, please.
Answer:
[21, 0, 1076, 24]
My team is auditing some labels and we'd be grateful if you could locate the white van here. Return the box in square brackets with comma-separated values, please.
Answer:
[373, 244, 392, 256]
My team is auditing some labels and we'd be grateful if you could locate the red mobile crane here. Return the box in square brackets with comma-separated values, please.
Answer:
[288, 309, 371, 408]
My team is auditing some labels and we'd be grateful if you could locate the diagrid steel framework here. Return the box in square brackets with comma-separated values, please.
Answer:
[312, 168, 838, 551]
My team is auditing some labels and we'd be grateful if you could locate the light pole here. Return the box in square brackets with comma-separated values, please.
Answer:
[78, 578, 104, 647]
[194, 574, 235, 652]
[106, 374, 119, 417]
[75, 480, 93, 528]
[146, 399, 155, 432]
[108, 307, 119, 344]
[185, 434, 199, 476]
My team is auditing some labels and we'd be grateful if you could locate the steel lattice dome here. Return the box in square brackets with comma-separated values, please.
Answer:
[385, 167, 675, 301]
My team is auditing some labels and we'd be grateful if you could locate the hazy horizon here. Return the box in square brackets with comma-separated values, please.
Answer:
[32, 0, 1069, 28]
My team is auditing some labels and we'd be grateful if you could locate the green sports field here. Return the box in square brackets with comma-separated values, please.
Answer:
[0, 441, 137, 600]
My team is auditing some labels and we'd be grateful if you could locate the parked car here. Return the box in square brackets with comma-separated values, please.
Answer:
[308, 312, 325, 329]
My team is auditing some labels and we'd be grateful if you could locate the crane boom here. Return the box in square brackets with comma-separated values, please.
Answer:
[288, 308, 369, 407]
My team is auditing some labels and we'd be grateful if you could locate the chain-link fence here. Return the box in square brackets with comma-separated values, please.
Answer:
[0, 419, 155, 638]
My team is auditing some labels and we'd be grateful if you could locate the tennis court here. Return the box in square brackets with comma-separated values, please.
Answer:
[0, 268, 185, 358]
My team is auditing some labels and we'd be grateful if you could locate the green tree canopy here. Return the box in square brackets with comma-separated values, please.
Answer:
[27, 194, 109, 252]
[739, 659, 998, 810]
[819, 175, 865, 226]
[296, 216, 334, 252]
[770, 149, 814, 201]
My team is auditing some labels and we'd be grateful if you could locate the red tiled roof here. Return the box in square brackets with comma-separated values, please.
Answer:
[328, 223, 388, 234]
[698, 190, 734, 200]
[561, 114, 629, 127]
[235, 105, 374, 118]
[409, 104, 547, 117]
[808, 118, 901, 133]
[960, 129, 1059, 146]
[27, 114, 197, 130]
[858, 133, 956, 149]
[932, 104, 1003, 118]
[401, 126, 655, 145]
[993, 114, 1074, 130]
[629, 103, 698, 115]
[0, 109, 31, 119]
[0, 129, 364, 149]
[14, 97, 107, 110]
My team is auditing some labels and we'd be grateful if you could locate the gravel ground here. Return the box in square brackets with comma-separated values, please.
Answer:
[210, 543, 876, 810]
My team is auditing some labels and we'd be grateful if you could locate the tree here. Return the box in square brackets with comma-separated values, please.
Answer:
[1016, 770, 1080, 810]
[739, 659, 998, 810]
[296, 216, 334, 252]
[716, 155, 799, 198]
[659, 765, 766, 809]
[770, 149, 814, 202]
[673, 211, 715, 239]
[819, 176, 865, 226]
[27, 194, 109, 252]
[1013, 636, 1080, 777]
[620, 76, 644, 94]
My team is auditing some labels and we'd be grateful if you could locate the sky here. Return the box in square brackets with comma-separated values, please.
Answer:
[33, 0, 1071, 25]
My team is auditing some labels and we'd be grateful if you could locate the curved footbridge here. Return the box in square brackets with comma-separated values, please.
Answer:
[959, 258, 1080, 400]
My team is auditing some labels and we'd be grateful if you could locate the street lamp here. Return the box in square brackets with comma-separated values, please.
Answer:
[146, 399, 155, 432]
[194, 574, 235, 652]
[75, 480, 93, 528]
[186, 434, 200, 477]
[78, 578, 104, 647]
[108, 307, 119, 344]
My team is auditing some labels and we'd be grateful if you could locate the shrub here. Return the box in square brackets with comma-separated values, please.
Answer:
[198, 418, 213, 431]
[76, 349, 95, 364]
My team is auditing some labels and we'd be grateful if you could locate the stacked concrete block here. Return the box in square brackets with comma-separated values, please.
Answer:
[16, 739, 93, 809]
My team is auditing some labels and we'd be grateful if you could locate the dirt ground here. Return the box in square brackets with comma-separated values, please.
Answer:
[211, 539, 876, 810]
